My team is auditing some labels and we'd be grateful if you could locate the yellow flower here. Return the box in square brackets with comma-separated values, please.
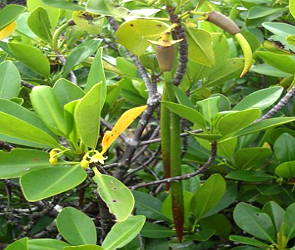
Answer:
[0, 21, 17, 40]
[89, 151, 107, 164]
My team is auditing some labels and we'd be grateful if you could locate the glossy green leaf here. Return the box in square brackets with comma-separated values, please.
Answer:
[64, 246, 103, 250]
[275, 161, 295, 179]
[234, 147, 272, 170]
[133, 191, 169, 221]
[251, 64, 292, 77]
[191, 174, 226, 221]
[284, 203, 295, 240]
[197, 96, 220, 123]
[217, 109, 261, 136]
[233, 202, 276, 242]
[255, 51, 295, 74]
[162, 101, 207, 129]
[28, 239, 69, 250]
[9, 43, 50, 76]
[141, 223, 174, 238]
[20, 165, 87, 201]
[56, 207, 97, 245]
[247, 6, 284, 19]
[262, 201, 285, 232]
[27, 0, 60, 28]
[291, 0, 295, 19]
[0, 61, 21, 99]
[0, 111, 59, 147]
[0, 4, 25, 30]
[53, 78, 84, 108]
[173, 86, 195, 108]
[236, 117, 295, 137]
[262, 22, 295, 38]
[85, 48, 106, 92]
[116, 19, 170, 56]
[87, 0, 114, 16]
[63, 40, 101, 77]
[75, 83, 106, 148]
[226, 170, 275, 182]
[5, 237, 28, 250]
[233, 86, 283, 111]
[93, 170, 134, 222]
[199, 214, 231, 239]
[274, 133, 295, 162]
[229, 235, 269, 248]
[102, 215, 146, 250]
[186, 27, 215, 67]
[31, 86, 68, 136]
[40, 0, 84, 10]
[0, 149, 50, 179]
[206, 58, 244, 87]
[28, 7, 52, 43]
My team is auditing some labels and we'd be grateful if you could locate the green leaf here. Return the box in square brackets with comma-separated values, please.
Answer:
[262, 201, 285, 232]
[162, 101, 207, 129]
[56, 207, 97, 245]
[255, 51, 295, 74]
[141, 223, 174, 238]
[262, 22, 295, 38]
[284, 203, 295, 240]
[133, 191, 169, 221]
[236, 117, 295, 137]
[28, 239, 69, 250]
[226, 170, 275, 182]
[40, 0, 84, 10]
[191, 174, 226, 221]
[28, 7, 52, 43]
[0, 111, 59, 148]
[85, 48, 106, 92]
[0, 149, 50, 179]
[93, 170, 134, 222]
[233, 86, 283, 111]
[199, 214, 231, 239]
[229, 235, 269, 248]
[186, 27, 215, 67]
[291, 0, 295, 19]
[274, 133, 295, 162]
[251, 64, 292, 78]
[173, 86, 195, 109]
[275, 161, 295, 179]
[27, 0, 60, 28]
[116, 57, 137, 78]
[86, 0, 114, 15]
[20, 166, 87, 201]
[53, 78, 85, 108]
[197, 96, 220, 123]
[233, 147, 272, 170]
[9, 43, 50, 76]
[0, 4, 25, 30]
[102, 215, 146, 250]
[247, 6, 284, 19]
[0, 61, 21, 99]
[116, 19, 170, 56]
[63, 40, 101, 77]
[75, 83, 106, 148]
[216, 109, 261, 136]
[233, 202, 276, 242]
[30, 86, 68, 136]
[5, 237, 28, 250]
[64, 246, 103, 250]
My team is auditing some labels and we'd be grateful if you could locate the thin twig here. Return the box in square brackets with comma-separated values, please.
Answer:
[21, 81, 34, 89]
[130, 141, 217, 189]
[255, 85, 295, 123]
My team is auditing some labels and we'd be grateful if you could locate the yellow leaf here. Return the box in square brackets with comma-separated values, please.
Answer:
[235, 33, 253, 77]
[0, 21, 17, 40]
[101, 105, 147, 154]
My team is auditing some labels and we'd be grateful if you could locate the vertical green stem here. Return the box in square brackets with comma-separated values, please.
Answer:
[160, 78, 171, 189]
[162, 72, 184, 241]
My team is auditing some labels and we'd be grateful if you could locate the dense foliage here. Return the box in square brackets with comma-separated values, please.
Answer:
[0, 0, 295, 249]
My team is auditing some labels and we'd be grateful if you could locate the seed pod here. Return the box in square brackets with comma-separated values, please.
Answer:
[156, 45, 175, 72]
[235, 33, 253, 77]
[207, 11, 240, 35]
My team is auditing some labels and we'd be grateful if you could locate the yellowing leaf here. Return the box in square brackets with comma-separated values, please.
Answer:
[101, 105, 147, 154]
[0, 21, 16, 40]
[235, 33, 253, 77]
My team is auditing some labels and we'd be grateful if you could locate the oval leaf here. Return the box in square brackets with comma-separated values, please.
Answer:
[0, 61, 21, 99]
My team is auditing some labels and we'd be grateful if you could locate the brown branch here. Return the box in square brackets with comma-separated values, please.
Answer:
[130, 141, 217, 189]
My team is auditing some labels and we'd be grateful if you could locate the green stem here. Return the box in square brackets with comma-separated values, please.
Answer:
[52, 21, 71, 51]
[160, 74, 171, 189]
[163, 72, 184, 241]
